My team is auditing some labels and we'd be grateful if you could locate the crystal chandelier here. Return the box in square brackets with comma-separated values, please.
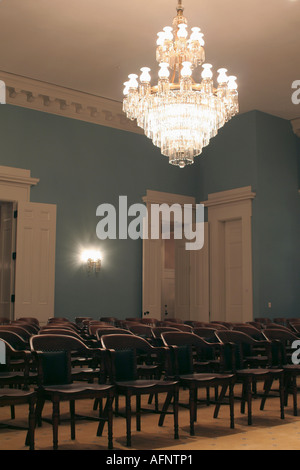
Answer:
[122, 0, 239, 168]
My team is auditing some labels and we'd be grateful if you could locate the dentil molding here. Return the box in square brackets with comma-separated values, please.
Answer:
[0, 71, 143, 135]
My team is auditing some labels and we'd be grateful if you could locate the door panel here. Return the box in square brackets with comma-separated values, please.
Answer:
[175, 237, 190, 320]
[14, 201, 56, 324]
[189, 222, 209, 322]
[224, 218, 243, 322]
[0, 202, 14, 319]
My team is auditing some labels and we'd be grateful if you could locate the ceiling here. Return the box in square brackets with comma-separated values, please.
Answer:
[0, 0, 300, 121]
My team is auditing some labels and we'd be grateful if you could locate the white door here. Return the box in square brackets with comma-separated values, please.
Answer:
[174, 237, 191, 320]
[142, 238, 162, 318]
[0, 202, 15, 319]
[189, 222, 209, 322]
[14, 201, 57, 324]
[224, 218, 243, 322]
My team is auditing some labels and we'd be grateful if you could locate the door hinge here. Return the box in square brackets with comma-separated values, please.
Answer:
[12, 252, 16, 260]
[11, 294, 15, 303]
[14, 210, 18, 219]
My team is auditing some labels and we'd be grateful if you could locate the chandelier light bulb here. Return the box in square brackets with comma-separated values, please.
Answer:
[123, 81, 130, 95]
[201, 63, 213, 79]
[122, 1, 239, 168]
[227, 75, 238, 90]
[128, 74, 139, 88]
[177, 23, 188, 38]
[163, 26, 173, 41]
[140, 67, 151, 83]
[217, 68, 229, 84]
[158, 62, 170, 79]
[190, 27, 201, 41]
[181, 61, 192, 78]
[157, 31, 166, 46]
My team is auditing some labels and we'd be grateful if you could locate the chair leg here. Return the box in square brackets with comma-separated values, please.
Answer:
[107, 392, 114, 450]
[35, 396, 45, 427]
[125, 393, 132, 447]
[213, 384, 228, 419]
[260, 378, 273, 411]
[189, 386, 196, 436]
[173, 386, 179, 440]
[136, 394, 141, 431]
[229, 381, 235, 429]
[28, 398, 36, 450]
[246, 378, 252, 425]
[70, 400, 76, 440]
[279, 375, 285, 420]
[158, 391, 173, 427]
[52, 399, 60, 450]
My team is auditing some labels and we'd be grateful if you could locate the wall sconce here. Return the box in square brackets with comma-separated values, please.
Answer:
[81, 250, 102, 274]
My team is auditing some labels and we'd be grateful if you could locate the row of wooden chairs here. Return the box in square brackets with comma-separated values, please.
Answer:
[1, 315, 300, 450]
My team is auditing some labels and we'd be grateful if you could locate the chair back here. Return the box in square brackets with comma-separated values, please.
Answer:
[0, 330, 29, 351]
[96, 328, 133, 341]
[0, 325, 31, 341]
[216, 330, 264, 372]
[232, 325, 265, 341]
[129, 324, 153, 340]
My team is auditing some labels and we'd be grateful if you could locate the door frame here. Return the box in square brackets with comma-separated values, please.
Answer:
[202, 186, 256, 323]
[0, 166, 39, 320]
[142, 190, 196, 320]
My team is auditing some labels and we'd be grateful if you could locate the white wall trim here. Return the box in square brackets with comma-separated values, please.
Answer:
[0, 166, 39, 202]
[201, 186, 256, 208]
[0, 70, 142, 135]
[203, 186, 256, 323]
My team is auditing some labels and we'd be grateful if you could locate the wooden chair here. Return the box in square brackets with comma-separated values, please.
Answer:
[30, 334, 115, 450]
[99, 317, 118, 326]
[216, 330, 285, 425]
[193, 327, 219, 342]
[0, 338, 36, 449]
[163, 322, 193, 332]
[151, 327, 180, 346]
[100, 334, 179, 447]
[128, 324, 153, 343]
[160, 331, 235, 436]
[262, 328, 300, 416]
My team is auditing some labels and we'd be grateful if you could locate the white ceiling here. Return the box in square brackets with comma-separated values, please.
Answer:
[0, 0, 300, 120]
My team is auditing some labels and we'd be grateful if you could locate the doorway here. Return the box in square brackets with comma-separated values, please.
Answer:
[0, 201, 16, 320]
[142, 190, 209, 322]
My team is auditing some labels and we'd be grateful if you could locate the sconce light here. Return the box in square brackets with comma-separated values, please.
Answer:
[81, 250, 102, 274]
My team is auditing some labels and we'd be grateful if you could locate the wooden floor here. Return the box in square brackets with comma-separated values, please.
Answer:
[1, 384, 300, 451]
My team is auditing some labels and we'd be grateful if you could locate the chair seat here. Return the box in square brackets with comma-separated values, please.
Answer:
[71, 367, 100, 375]
[236, 368, 283, 376]
[41, 383, 114, 394]
[116, 379, 178, 391]
[0, 388, 36, 399]
[282, 365, 300, 372]
[179, 373, 234, 383]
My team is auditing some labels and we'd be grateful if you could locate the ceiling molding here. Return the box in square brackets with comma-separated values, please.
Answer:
[0, 71, 143, 135]
[291, 118, 300, 138]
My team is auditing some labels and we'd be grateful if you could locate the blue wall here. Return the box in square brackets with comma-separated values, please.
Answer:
[195, 110, 300, 319]
[0, 104, 197, 320]
[0, 104, 299, 321]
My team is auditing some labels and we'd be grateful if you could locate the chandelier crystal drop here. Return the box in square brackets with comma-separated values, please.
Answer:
[122, 0, 239, 168]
